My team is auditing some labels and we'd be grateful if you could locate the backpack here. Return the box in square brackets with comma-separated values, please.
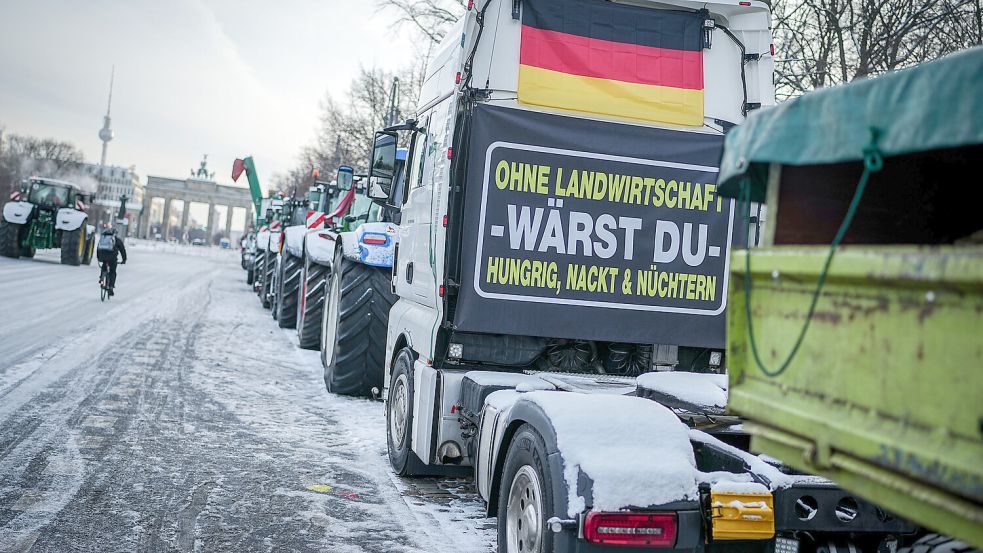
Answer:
[97, 234, 117, 254]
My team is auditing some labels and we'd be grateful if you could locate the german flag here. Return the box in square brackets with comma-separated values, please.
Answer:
[518, 0, 706, 127]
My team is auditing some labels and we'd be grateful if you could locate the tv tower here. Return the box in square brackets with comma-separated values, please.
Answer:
[98, 66, 115, 167]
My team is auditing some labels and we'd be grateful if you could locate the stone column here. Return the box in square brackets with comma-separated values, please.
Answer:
[207, 202, 216, 242]
[180, 202, 190, 242]
[225, 205, 233, 238]
[163, 197, 173, 240]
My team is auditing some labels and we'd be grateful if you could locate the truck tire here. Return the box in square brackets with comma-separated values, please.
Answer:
[497, 424, 555, 553]
[252, 252, 264, 293]
[81, 234, 94, 265]
[321, 248, 396, 397]
[297, 257, 328, 350]
[276, 250, 302, 328]
[60, 228, 84, 266]
[261, 249, 275, 308]
[0, 221, 22, 259]
[904, 534, 977, 553]
[385, 347, 428, 476]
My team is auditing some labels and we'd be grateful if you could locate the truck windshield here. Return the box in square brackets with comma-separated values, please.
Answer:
[28, 183, 70, 208]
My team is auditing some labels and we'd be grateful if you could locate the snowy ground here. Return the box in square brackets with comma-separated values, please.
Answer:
[0, 245, 495, 552]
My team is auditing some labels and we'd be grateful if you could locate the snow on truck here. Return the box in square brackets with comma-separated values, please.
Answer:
[1, 177, 97, 265]
[357, 0, 928, 551]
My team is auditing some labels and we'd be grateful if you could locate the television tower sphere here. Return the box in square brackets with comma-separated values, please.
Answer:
[99, 123, 114, 143]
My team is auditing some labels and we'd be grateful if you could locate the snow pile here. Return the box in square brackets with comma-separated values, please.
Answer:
[522, 392, 699, 517]
[636, 371, 728, 410]
[464, 371, 555, 392]
[710, 481, 769, 494]
[689, 430, 831, 489]
[283, 225, 308, 256]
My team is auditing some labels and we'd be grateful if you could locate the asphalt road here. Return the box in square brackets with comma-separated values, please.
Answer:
[0, 243, 493, 552]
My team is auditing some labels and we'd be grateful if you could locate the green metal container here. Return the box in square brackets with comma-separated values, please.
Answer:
[727, 246, 983, 546]
[718, 48, 983, 547]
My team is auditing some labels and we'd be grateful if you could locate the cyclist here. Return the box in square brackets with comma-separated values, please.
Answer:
[96, 227, 127, 296]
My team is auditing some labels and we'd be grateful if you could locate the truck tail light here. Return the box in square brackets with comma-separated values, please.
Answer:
[584, 512, 677, 547]
[362, 233, 387, 245]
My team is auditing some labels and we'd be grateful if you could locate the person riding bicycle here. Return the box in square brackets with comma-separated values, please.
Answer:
[96, 227, 127, 296]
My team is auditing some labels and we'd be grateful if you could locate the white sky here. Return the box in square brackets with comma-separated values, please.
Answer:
[0, 0, 420, 188]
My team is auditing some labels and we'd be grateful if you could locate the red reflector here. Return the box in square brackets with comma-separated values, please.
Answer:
[455, 72, 461, 84]
[467, 0, 473, 8]
[318, 232, 335, 241]
[447, 147, 453, 159]
[442, 214, 448, 227]
[770, 43, 775, 56]
[739, 1, 751, 4]
[584, 512, 677, 547]
[438, 285, 445, 297]
[362, 235, 387, 245]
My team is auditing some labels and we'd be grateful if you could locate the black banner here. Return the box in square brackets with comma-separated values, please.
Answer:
[456, 104, 733, 348]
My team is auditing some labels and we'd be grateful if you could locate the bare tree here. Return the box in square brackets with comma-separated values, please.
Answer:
[377, 0, 466, 45]
[0, 132, 86, 208]
[774, 0, 982, 99]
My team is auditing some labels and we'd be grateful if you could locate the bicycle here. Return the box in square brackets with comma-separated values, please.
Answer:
[99, 262, 111, 301]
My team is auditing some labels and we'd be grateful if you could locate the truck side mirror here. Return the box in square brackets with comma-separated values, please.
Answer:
[336, 166, 354, 191]
[368, 131, 397, 201]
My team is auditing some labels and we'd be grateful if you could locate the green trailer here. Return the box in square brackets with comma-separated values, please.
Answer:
[718, 47, 983, 548]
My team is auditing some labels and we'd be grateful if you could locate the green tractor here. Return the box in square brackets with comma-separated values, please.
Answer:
[1, 177, 96, 265]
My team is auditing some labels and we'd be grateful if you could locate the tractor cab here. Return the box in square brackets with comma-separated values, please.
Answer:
[23, 178, 85, 211]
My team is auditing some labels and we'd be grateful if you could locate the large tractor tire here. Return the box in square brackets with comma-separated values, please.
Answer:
[297, 256, 328, 350]
[321, 248, 396, 397]
[20, 245, 36, 258]
[252, 252, 264, 293]
[0, 221, 22, 259]
[261, 249, 276, 309]
[276, 250, 302, 328]
[81, 234, 94, 265]
[60, 227, 85, 266]
[246, 265, 255, 285]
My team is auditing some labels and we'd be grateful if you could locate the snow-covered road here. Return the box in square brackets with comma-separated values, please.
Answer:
[0, 245, 494, 552]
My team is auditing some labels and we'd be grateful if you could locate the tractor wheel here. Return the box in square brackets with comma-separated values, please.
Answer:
[20, 245, 36, 258]
[261, 250, 275, 309]
[60, 227, 84, 266]
[0, 221, 22, 259]
[276, 250, 302, 328]
[321, 248, 396, 397]
[81, 234, 94, 265]
[297, 256, 328, 350]
[246, 266, 255, 285]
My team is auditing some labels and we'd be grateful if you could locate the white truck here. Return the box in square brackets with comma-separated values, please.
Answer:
[363, 1, 925, 552]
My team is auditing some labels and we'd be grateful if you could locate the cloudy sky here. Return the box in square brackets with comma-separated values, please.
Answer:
[0, 0, 420, 188]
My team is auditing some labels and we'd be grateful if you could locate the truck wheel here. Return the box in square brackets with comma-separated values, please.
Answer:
[498, 425, 555, 553]
[903, 534, 977, 553]
[276, 250, 302, 329]
[0, 221, 22, 259]
[60, 228, 84, 266]
[81, 234, 94, 265]
[297, 257, 328, 350]
[253, 253, 264, 294]
[321, 248, 396, 396]
[261, 250, 274, 308]
[385, 348, 428, 476]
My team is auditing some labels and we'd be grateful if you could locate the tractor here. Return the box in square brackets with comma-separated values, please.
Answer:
[1, 177, 96, 265]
